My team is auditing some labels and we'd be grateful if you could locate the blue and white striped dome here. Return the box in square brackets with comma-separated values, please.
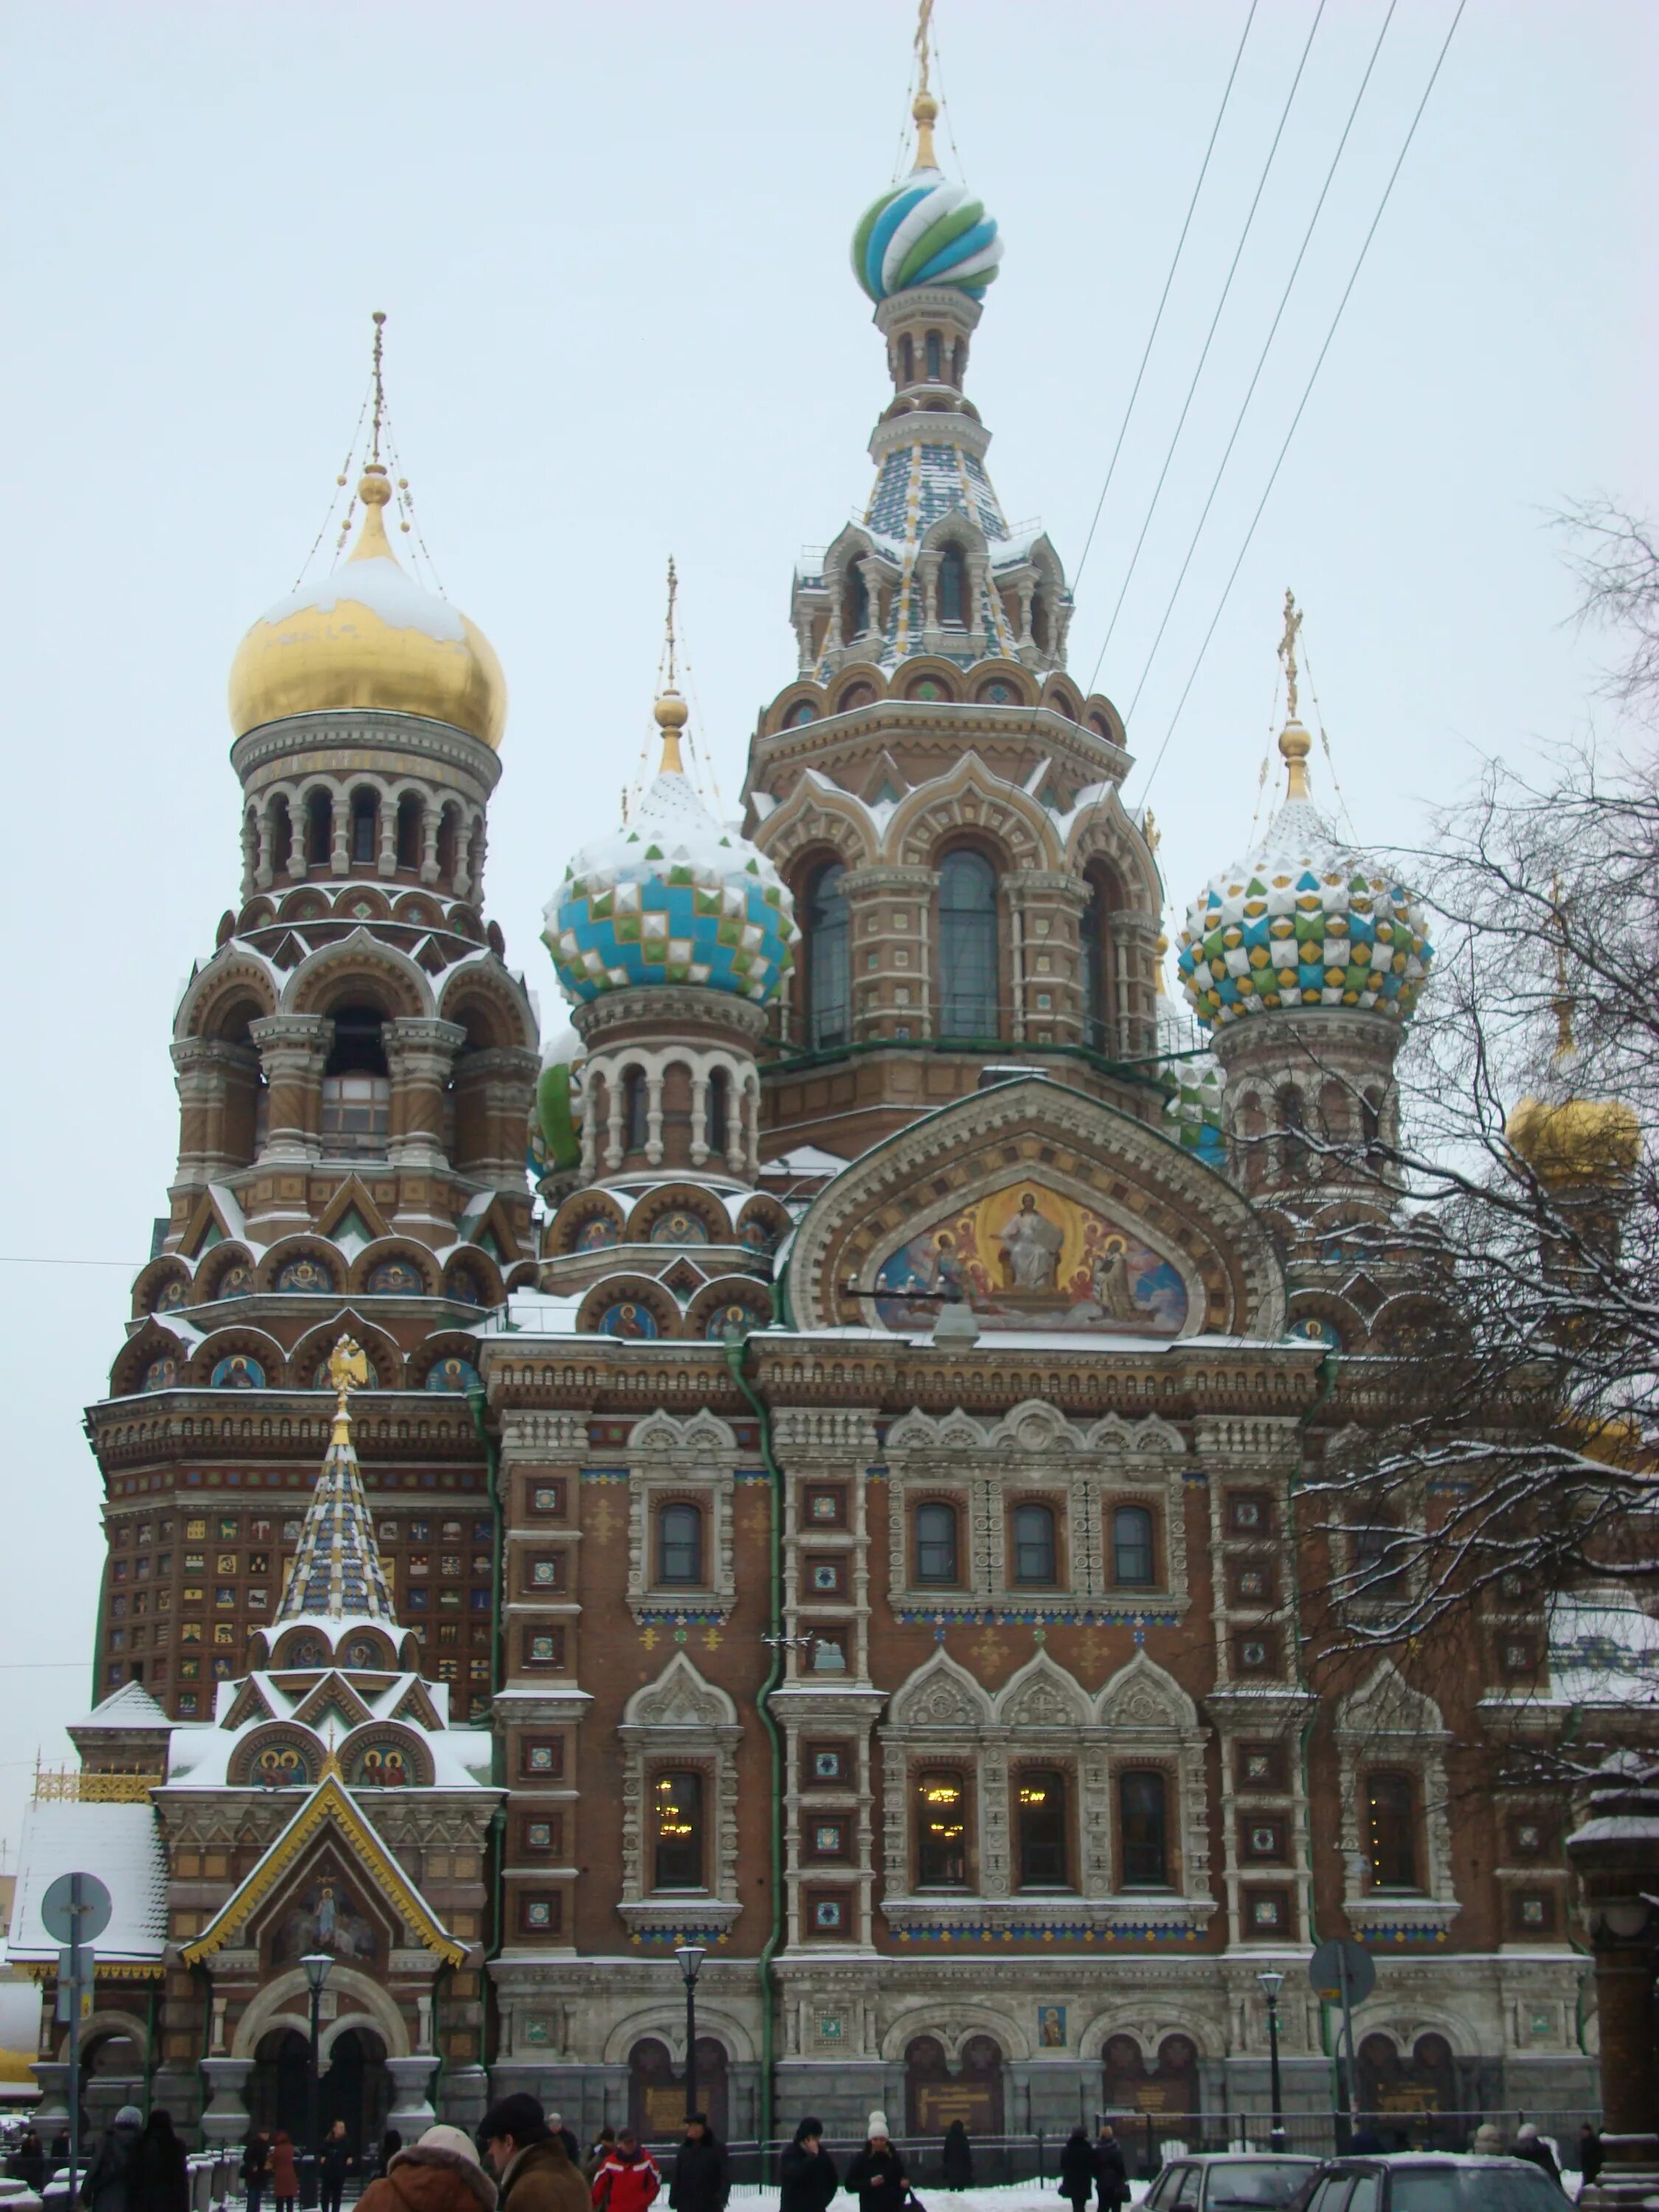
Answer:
[852, 169, 1003, 303]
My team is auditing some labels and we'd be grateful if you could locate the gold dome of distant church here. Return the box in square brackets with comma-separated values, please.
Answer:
[228, 462, 507, 749]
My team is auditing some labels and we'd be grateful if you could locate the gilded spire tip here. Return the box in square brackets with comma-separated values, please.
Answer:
[654, 556, 689, 773]
[1276, 588, 1312, 801]
[911, 0, 939, 170]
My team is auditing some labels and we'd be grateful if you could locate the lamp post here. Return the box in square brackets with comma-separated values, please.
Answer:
[1257, 1970, 1287, 2152]
[675, 1944, 706, 2121]
[302, 1953, 335, 2211]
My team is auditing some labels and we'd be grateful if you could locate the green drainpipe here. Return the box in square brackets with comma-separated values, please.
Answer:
[1289, 1352, 1342, 2114]
[143, 1985, 157, 2119]
[723, 1332, 785, 2163]
[466, 1388, 508, 2093]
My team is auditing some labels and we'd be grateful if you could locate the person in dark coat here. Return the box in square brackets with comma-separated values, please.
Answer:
[374, 2135, 405, 2183]
[81, 2105, 144, 2212]
[779, 2121, 837, 2212]
[843, 2118, 905, 2212]
[320, 2121, 354, 2212]
[1349, 2132, 1386, 2157]
[668, 2119, 727, 2212]
[1579, 2128, 1603, 2185]
[243, 2132, 271, 2212]
[942, 2123, 973, 2193]
[1093, 2126, 1127, 2212]
[16, 2130, 46, 2194]
[131, 2110, 189, 2212]
[583, 2135, 617, 2188]
[1512, 2128, 1563, 2190]
[1060, 2127, 1094, 2212]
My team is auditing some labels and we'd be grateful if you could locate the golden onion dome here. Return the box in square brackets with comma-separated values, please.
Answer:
[1505, 1093, 1641, 1186]
[228, 466, 507, 748]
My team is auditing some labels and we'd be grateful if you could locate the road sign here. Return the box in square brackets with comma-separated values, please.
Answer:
[1308, 1936, 1376, 2006]
[41, 1872, 111, 1947]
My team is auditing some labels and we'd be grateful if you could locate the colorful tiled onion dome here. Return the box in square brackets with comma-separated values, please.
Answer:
[543, 689, 796, 1006]
[851, 90, 1002, 302]
[1176, 719, 1433, 1031]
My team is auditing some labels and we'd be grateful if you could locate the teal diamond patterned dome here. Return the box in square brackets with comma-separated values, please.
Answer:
[544, 763, 796, 1006]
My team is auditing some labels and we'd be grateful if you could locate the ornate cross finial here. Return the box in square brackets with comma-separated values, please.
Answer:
[664, 555, 679, 692]
[369, 310, 387, 466]
[653, 556, 689, 776]
[328, 1335, 369, 1422]
[1550, 876, 1576, 1066]
[912, 0, 939, 170]
[1276, 587, 1304, 725]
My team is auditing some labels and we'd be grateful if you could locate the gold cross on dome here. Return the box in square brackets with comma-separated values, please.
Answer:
[1277, 588, 1304, 724]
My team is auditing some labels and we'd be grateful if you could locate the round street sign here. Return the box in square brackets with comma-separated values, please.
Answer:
[1308, 1935, 1376, 2006]
[41, 1873, 112, 1947]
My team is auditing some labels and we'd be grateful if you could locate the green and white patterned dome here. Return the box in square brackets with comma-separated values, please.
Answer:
[851, 90, 1002, 303]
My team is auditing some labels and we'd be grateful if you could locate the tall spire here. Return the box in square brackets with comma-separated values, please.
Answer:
[274, 1337, 399, 1626]
[1276, 588, 1313, 803]
[653, 556, 689, 776]
[912, 0, 939, 170]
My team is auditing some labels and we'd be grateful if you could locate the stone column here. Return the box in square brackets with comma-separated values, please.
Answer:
[330, 796, 350, 877]
[386, 2055, 439, 2136]
[254, 801, 275, 891]
[383, 1018, 466, 1172]
[171, 1038, 261, 1183]
[689, 1071, 710, 1168]
[30, 2061, 69, 2142]
[450, 1047, 540, 1184]
[198, 2057, 255, 2146]
[249, 1015, 333, 1163]
[645, 1070, 665, 1166]
[1568, 1761, 1659, 2205]
[378, 799, 398, 879]
[420, 800, 441, 887]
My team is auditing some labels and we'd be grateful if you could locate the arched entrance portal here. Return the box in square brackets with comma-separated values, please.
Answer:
[1102, 2033, 1197, 2116]
[1357, 2033, 1458, 2144]
[248, 2026, 389, 2152]
[904, 2034, 1004, 2137]
[627, 2037, 728, 2146]
[250, 2029, 310, 2140]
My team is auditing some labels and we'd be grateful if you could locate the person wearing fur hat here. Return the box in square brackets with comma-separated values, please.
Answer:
[843, 2118, 905, 2212]
[358, 2126, 499, 2212]
[669, 2117, 727, 2212]
[779, 2121, 837, 2212]
[80, 2106, 143, 2212]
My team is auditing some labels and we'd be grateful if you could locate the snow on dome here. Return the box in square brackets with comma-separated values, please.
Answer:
[543, 766, 797, 1006]
[1176, 791, 1433, 1032]
[852, 168, 1003, 303]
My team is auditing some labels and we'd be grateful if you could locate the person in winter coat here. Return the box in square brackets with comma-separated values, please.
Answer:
[1579, 2128, 1603, 2185]
[547, 2122, 581, 2168]
[942, 2123, 973, 2193]
[16, 2130, 46, 2195]
[1059, 2127, 1095, 2212]
[481, 2097, 590, 2212]
[373, 2135, 405, 2182]
[843, 2118, 905, 2212]
[669, 2118, 727, 2212]
[131, 2111, 189, 2212]
[270, 2132, 300, 2212]
[1093, 2126, 1127, 2212]
[358, 2124, 499, 2212]
[582, 2135, 617, 2187]
[243, 2132, 271, 2212]
[1512, 2128, 1563, 2190]
[778, 2121, 837, 2212]
[320, 2121, 354, 2212]
[80, 2105, 144, 2212]
[590, 2135, 661, 2212]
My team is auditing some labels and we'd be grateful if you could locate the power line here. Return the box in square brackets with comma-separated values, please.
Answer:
[1083, 0, 1329, 682]
[1136, 0, 1468, 807]
[0, 1256, 145, 1269]
[1122, 0, 1402, 726]
[1071, 0, 1260, 596]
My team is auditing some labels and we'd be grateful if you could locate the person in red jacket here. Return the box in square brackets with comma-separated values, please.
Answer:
[591, 2135, 661, 2212]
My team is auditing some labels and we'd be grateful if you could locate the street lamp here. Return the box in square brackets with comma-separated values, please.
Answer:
[675, 1944, 706, 2121]
[302, 1953, 335, 2211]
[1256, 1970, 1286, 2152]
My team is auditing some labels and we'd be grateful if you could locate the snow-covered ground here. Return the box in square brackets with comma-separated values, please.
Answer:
[728, 2188, 1152, 2212]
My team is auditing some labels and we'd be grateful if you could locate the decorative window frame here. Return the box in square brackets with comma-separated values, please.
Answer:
[624, 1411, 739, 1625]
[1335, 1660, 1458, 1938]
[617, 1652, 742, 1941]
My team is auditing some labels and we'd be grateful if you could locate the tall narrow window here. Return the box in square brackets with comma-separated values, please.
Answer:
[271, 799, 293, 876]
[349, 790, 378, 866]
[915, 1770, 967, 1888]
[1366, 1771, 1417, 1888]
[652, 1770, 704, 1889]
[395, 793, 422, 872]
[925, 331, 942, 380]
[843, 561, 870, 642]
[437, 805, 460, 882]
[938, 546, 968, 627]
[1119, 1770, 1169, 1887]
[623, 1068, 649, 1155]
[1111, 1505, 1155, 1587]
[1017, 1770, 1068, 1888]
[938, 849, 998, 1037]
[1012, 1501, 1057, 1586]
[1031, 593, 1051, 653]
[806, 862, 851, 1050]
[1352, 1514, 1405, 1596]
[900, 334, 915, 383]
[914, 1502, 959, 1586]
[705, 1070, 729, 1157]
[1361, 1088, 1384, 1160]
[320, 1006, 389, 1157]
[306, 789, 333, 867]
[1079, 880, 1107, 1051]
[1279, 1087, 1310, 1181]
[657, 1503, 703, 1587]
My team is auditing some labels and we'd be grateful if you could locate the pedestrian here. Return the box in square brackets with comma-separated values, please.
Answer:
[589, 2134, 661, 2212]
[374, 2135, 406, 2183]
[1512, 2127, 1563, 2190]
[131, 2111, 189, 2212]
[843, 2118, 905, 2212]
[1472, 2126, 1504, 2158]
[669, 2117, 727, 2212]
[1579, 2127, 1603, 2185]
[80, 2104, 144, 2212]
[1349, 2130, 1385, 2157]
[1059, 2126, 1094, 2212]
[779, 2120, 837, 2212]
[548, 2120, 581, 2168]
[942, 2123, 973, 2193]
[243, 2131, 271, 2212]
[18, 2129, 46, 2195]
[270, 2132, 299, 2212]
[320, 2121, 353, 2212]
[479, 2095, 591, 2212]
[1093, 2126, 1127, 2212]
[357, 2124, 499, 2212]
[582, 2135, 616, 2187]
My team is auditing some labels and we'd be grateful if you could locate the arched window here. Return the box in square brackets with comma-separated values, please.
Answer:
[1031, 592, 1051, 653]
[437, 806, 460, 882]
[1012, 1501, 1057, 1585]
[914, 1501, 959, 1585]
[271, 798, 293, 876]
[1361, 1087, 1384, 1159]
[951, 340, 966, 386]
[349, 789, 378, 866]
[705, 1069, 729, 1157]
[925, 330, 942, 380]
[938, 849, 998, 1037]
[321, 1006, 389, 1156]
[395, 793, 423, 872]
[1366, 1771, 1417, 1888]
[305, 789, 333, 868]
[1079, 869, 1119, 1052]
[1112, 1505, 1155, 1587]
[1279, 1086, 1310, 1181]
[652, 1770, 704, 1890]
[842, 561, 870, 642]
[1119, 1770, 1169, 1887]
[1352, 1512, 1406, 1596]
[900, 334, 915, 383]
[657, 1503, 703, 1587]
[938, 546, 968, 627]
[805, 861, 851, 1051]
[623, 1068, 649, 1155]
[915, 1770, 967, 1888]
[1017, 1770, 1068, 1888]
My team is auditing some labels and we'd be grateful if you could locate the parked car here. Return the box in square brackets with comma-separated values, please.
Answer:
[1147, 2156, 1323, 2211]
[1296, 2158, 1567, 2212]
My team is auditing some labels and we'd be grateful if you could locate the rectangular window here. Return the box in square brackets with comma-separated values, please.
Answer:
[1012, 1501, 1058, 1586]
[803, 1485, 847, 1528]
[652, 1770, 704, 1891]
[914, 1502, 960, 1586]
[1366, 1771, 1419, 1890]
[1119, 1770, 1169, 1888]
[656, 1503, 705, 1587]
[804, 1742, 851, 1788]
[320, 1072, 392, 1155]
[915, 1770, 968, 1888]
[1016, 1770, 1069, 1889]
[1110, 1504, 1155, 1588]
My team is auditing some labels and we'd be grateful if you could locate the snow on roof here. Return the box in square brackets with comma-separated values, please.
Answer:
[6, 1800, 167, 1966]
[761, 1145, 849, 1178]
[77, 1680, 169, 1729]
[204, 1185, 248, 1240]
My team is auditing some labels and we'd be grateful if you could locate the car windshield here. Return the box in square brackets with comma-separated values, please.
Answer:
[1208, 2163, 1319, 2206]
[1391, 2170, 1565, 2212]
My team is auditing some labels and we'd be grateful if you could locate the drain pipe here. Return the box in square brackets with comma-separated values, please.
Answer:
[723, 1332, 784, 2163]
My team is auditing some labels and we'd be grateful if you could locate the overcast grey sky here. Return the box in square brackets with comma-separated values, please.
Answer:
[0, 0, 1653, 1849]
